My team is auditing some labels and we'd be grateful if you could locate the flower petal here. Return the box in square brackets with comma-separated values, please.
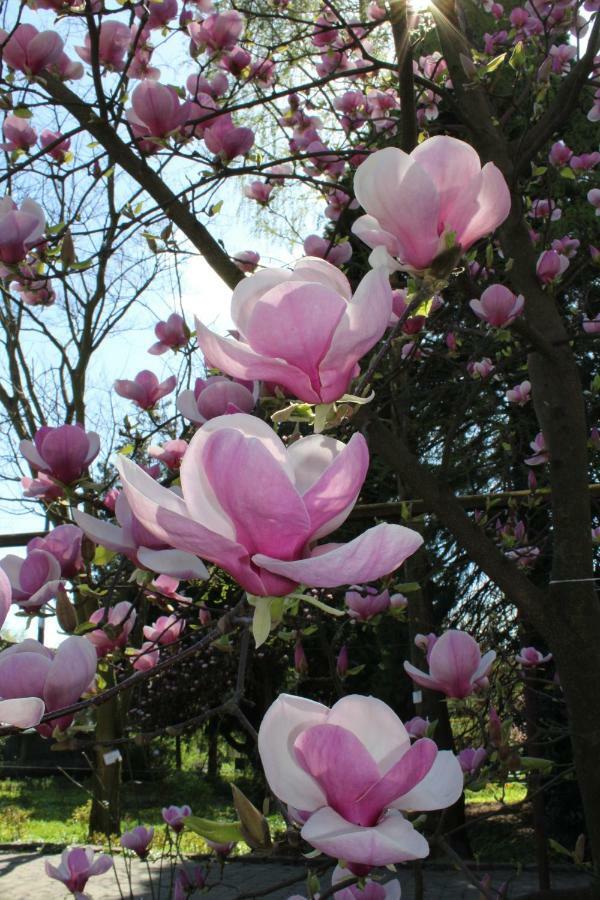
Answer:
[0, 697, 45, 728]
[196, 319, 319, 403]
[201, 428, 310, 558]
[43, 636, 97, 712]
[243, 281, 346, 395]
[319, 268, 392, 401]
[294, 724, 382, 825]
[137, 548, 209, 580]
[253, 523, 423, 588]
[257, 693, 328, 811]
[327, 695, 411, 771]
[300, 433, 369, 541]
[301, 807, 429, 866]
[393, 750, 464, 812]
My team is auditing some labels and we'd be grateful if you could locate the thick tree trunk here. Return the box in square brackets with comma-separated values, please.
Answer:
[89, 695, 122, 837]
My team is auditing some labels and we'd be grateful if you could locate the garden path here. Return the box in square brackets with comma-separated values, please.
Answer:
[0, 853, 592, 899]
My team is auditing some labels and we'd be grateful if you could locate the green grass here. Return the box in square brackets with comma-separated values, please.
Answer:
[465, 781, 527, 806]
[0, 771, 285, 852]
[0, 771, 527, 852]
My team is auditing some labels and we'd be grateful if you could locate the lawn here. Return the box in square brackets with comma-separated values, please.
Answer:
[0, 770, 529, 858]
[0, 768, 285, 854]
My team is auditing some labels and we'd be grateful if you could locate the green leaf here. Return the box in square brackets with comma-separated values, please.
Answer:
[300, 594, 345, 617]
[560, 167, 576, 180]
[74, 620, 100, 636]
[509, 41, 525, 69]
[94, 545, 115, 566]
[392, 581, 420, 593]
[485, 52, 507, 73]
[520, 756, 553, 772]
[251, 597, 272, 648]
[184, 816, 244, 843]
[13, 107, 32, 118]
[532, 166, 547, 177]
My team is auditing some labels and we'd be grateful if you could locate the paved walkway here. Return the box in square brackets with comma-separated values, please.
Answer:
[0, 852, 592, 899]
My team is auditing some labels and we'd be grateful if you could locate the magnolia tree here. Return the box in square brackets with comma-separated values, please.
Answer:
[0, 0, 599, 896]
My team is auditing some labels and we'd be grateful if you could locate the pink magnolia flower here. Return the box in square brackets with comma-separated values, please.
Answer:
[0, 573, 39, 728]
[336, 645, 349, 678]
[148, 313, 189, 355]
[258, 694, 463, 870]
[174, 865, 206, 900]
[404, 716, 430, 739]
[249, 57, 276, 86]
[143, 614, 185, 646]
[506, 380, 531, 405]
[352, 136, 510, 273]
[74, 492, 209, 581]
[162, 804, 192, 833]
[22, 472, 64, 501]
[244, 181, 274, 205]
[131, 642, 160, 672]
[187, 71, 229, 99]
[120, 826, 154, 859]
[570, 152, 600, 172]
[294, 640, 309, 675]
[233, 250, 260, 273]
[40, 129, 71, 163]
[516, 646, 552, 667]
[75, 21, 131, 70]
[135, 0, 178, 28]
[551, 236, 579, 258]
[0, 196, 46, 265]
[45, 848, 112, 894]
[86, 601, 137, 658]
[127, 81, 191, 142]
[218, 46, 251, 77]
[324, 188, 359, 221]
[404, 630, 496, 699]
[1, 115, 37, 152]
[467, 358, 495, 379]
[588, 189, 600, 216]
[548, 140, 572, 166]
[28, 524, 83, 578]
[188, 11, 245, 53]
[148, 439, 188, 470]
[458, 747, 487, 776]
[345, 586, 390, 621]
[469, 285, 524, 327]
[303, 236, 353, 268]
[20, 424, 100, 484]
[0, 636, 97, 735]
[203, 115, 255, 161]
[0, 549, 63, 612]
[390, 592, 408, 609]
[117, 413, 423, 597]
[414, 632, 437, 661]
[583, 314, 600, 334]
[114, 370, 176, 410]
[536, 249, 569, 284]
[177, 375, 255, 424]
[196, 258, 392, 405]
[529, 198, 561, 220]
[205, 839, 236, 857]
[588, 89, 600, 123]
[525, 432, 548, 465]
[331, 865, 400, 900]
[549, 44, 576, 74]
[0, 25, 64, 76]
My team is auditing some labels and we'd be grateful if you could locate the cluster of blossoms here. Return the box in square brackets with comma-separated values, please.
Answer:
[1, 0, 592, 884]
